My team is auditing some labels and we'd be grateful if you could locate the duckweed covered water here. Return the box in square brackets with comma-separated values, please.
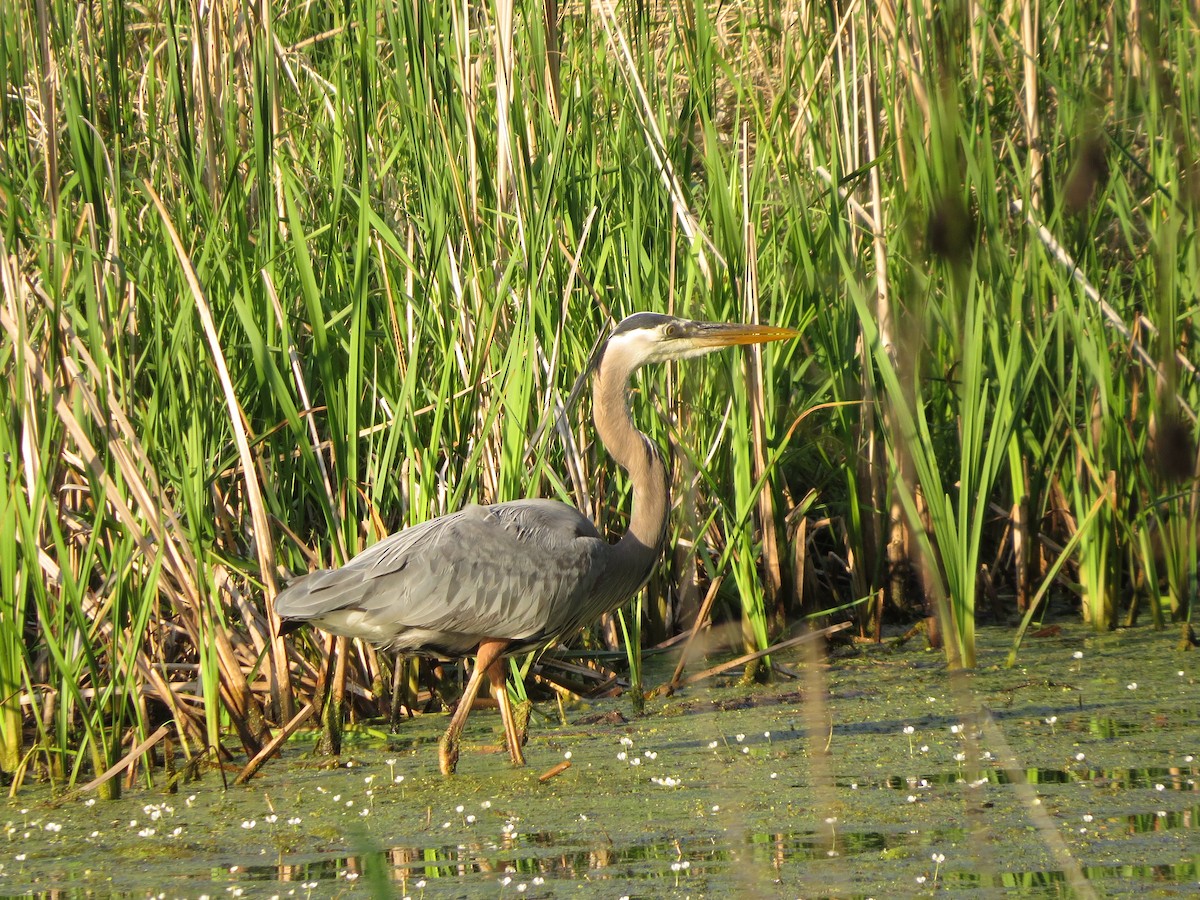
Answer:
[3, 624, 1198, 898]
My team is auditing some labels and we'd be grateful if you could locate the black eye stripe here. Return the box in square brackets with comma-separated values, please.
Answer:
[612, 312, 675, 336]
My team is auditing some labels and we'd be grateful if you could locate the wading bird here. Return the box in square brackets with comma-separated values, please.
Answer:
[274, 313, 796, 774]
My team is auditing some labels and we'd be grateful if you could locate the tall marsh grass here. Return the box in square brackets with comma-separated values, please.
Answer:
[1, 0, 1196, 789]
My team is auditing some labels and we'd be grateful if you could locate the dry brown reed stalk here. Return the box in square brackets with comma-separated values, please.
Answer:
[597, 0, 718, 285]
[740, 124, 783, 619]
[863, 8, 902, 637]
[146, 183, 292, 721]
[1021, 0, 1044, 209]
[0, 298, 207, 748]
[1013, 198, 1199, 418]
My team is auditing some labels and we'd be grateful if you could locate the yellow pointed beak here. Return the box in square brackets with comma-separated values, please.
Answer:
[686, 321, 800, 348]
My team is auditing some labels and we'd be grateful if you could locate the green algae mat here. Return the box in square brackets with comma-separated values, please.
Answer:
[3, 624, 1198, 898]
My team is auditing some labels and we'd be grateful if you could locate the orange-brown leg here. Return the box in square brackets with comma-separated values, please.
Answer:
[486, 657, 526, 767]
[438, 639, 509, 775]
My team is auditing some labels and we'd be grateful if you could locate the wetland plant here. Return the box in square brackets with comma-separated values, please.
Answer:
[0, 0, 1196, 791]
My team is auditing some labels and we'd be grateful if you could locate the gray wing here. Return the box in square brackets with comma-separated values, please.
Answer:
[274, 500, 611, 656]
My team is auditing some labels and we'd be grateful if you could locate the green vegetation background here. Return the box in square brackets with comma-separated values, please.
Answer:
[0, 0, 1196, 788]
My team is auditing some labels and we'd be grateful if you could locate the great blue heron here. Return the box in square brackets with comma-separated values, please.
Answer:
[274, 312, 797, 774]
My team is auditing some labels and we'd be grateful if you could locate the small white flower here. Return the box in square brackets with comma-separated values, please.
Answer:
[1073, 651, 1084, 660]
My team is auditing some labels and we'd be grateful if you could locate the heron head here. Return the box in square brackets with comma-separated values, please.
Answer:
[603, 312, 798, 370]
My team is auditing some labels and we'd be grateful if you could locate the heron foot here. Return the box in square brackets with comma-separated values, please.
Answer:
[438, 731, 460, 776]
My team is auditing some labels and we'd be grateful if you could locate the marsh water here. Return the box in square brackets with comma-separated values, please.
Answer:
[3, 624, 1198, 898]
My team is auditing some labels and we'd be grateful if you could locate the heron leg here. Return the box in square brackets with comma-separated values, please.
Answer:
[486, 658, 526, 767]
[438, 639, 509, 776]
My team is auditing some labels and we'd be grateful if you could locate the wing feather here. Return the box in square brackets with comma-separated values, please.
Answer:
[274, 500, 611, 655]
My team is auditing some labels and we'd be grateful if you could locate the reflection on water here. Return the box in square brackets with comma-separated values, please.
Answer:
[871, 763, 1200, 791]
[247, 824, 1200, 897]
[245, 766, 1199, 895]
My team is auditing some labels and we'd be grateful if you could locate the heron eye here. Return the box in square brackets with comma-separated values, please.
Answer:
[663, 323, 678, 337]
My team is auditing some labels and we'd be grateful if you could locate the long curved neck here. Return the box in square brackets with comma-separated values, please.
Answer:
[592, 350, 669, 576]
